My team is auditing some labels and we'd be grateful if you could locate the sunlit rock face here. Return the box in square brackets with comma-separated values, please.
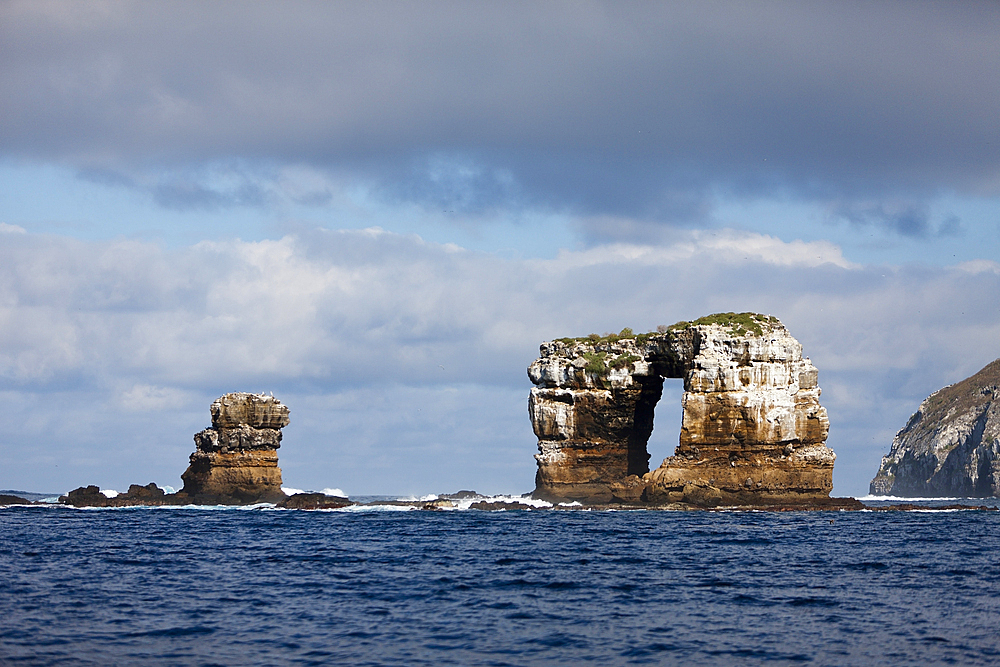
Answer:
[180, 393, 289, 504]
[527, 314, 836, 504]
[870, 359, 1000, 497]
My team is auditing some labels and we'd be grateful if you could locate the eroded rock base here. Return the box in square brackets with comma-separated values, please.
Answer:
[181, 449, 284, 504]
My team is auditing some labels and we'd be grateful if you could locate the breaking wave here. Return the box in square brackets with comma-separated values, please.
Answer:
[282, 486, 347, 497]
[860, 494, 966, 502]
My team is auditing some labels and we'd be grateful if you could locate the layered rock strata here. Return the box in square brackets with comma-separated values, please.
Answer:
[528, 314, 836, 505]
[180, 393, 289, 504]
[870, 359, 1000, 497]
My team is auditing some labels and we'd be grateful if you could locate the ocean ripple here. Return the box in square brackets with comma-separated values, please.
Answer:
[0, 507, 998, 665]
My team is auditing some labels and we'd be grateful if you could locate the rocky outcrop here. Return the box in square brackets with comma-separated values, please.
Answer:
[278, 492, 353, 510]
[52, 393, 298, 507]
[179, 393, 289, 504]
[528, 313, 836, 505]
[870, 359, 1000, 497]
[59, 483, 177, 507]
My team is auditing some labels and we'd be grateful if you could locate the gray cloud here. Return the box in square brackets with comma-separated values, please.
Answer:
[3, 1, 999, 223]
[0, 226, 997, 495]
[829, 201, 966, 238]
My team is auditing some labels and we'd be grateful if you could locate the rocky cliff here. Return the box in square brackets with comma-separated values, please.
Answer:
[179, 392, 289, 504]
[870, 359, 1000, 497]
[528, 313, 836, 505]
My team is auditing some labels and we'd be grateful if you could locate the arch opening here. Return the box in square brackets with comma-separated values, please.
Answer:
[642, 378, 684, 476]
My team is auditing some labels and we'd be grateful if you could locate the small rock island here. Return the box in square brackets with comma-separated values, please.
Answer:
[180, 392, 289, 504]
[57, 392, 353, 508]
[870, 359, 1000, 497]
[528, 313, 852, 507]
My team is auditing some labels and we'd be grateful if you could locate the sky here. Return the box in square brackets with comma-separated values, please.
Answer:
[1, 0, 998, 498]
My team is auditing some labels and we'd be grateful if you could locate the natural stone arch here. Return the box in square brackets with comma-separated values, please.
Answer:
[527, 314, 835, 505]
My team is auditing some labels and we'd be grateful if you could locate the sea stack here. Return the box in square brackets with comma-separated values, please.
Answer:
[180, 392, 289, 504]
[528, 313, 836, 505]
[870, 359, 1000, 497]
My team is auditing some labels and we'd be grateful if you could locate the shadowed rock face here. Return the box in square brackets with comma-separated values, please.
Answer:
[180, 393, 289, 504]
[871, 359, 1000, 497]
[528, 314, 835, 504]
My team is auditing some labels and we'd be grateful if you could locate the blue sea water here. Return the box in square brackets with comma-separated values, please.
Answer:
[1, 504, 999, 666]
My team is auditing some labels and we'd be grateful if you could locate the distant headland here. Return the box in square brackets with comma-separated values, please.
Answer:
[871, 358, 1000, 497]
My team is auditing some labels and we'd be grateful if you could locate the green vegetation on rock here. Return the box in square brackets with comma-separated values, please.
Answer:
[556, 327, 648, 346]
[667, 312, 778, 337]
[582, 351, 608, 374]
[553, 313, 779, 348]
[609, 353, 640, 369]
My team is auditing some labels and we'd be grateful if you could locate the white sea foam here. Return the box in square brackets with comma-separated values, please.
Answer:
[860, 495, 967, 502]
[339, 503, 415, 513]
[450, 494, 553, 510]
[163, 502, 277, 511]
[399, 493, 440, 502]
[100, 489, 119, 498]
[334, 492, 553, 511]
[65, 502, 286, 511]
[282, 486, 348, 497]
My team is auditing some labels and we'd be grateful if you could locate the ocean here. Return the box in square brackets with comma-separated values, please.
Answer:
[2, 501, 999, 666]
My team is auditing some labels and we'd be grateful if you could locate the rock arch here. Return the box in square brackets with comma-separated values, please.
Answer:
[527, 314, 835, 505]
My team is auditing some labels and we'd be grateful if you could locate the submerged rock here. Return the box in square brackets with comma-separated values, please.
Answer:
[422, 499, 457, 510]
[439, 490, 479, 500]
[870, 359, 1000, 497]
[469, 500, 536, 511]
[278, 492, 354, 510]
[179, 393, 289, 504]
[528, 313, 836, 505]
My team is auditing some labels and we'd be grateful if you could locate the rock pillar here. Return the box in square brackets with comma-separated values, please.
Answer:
[180, 393, 289, 503]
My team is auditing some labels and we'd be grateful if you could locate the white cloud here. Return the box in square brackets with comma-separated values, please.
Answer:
[956, 259, 1000, 275]
[546, 229, 857, 270]
[0, 226, 996, 496]
[118, 384, 192, 412]
[0, 223, 27, 234]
